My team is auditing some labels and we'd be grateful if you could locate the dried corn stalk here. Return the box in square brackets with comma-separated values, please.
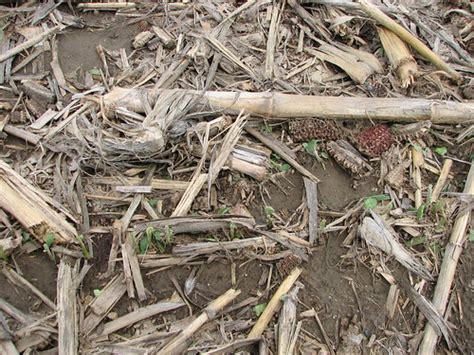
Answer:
[278, 284, 302, 355]
[377, 27, 417, 88]
[103, 88, 474, 125]
[0, 160, 77, 243]
[306, 41, 382, 84]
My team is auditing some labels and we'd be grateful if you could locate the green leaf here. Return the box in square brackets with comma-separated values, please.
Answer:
[145, 226, 155, 240]
[364, 197, 378, 210]
[303, 139, 318, 154]
[412, 143, 423, 152]
[0, 246, 7, 261]
[279, 163, 291, 172]
[45, 233, 55, 248]
[254, 303, 267, 317]
[434, 147, 447, 156]
[417, 204, 426, 221]
[371, 194, 390, 201]
[75, 234, 91, 259]
[164, 226, 173, 242]
[319, 218, 327, 229]
[205, 235, 218, 242]
[405, 235, 427, 247]
[430, 242, 442, 255]
[153, 229, 163, 242]
[21, 230, 30, 242]
[217, 206, 231, 215]
[89, 68, 101, 76]
[93, 289, 102, 297]
[139, 236, 150, 254]
[264, 206, 275, 217]
[261, 124, 272, 133]
[148, 198, 158, 208]
[469, 229, 474, 242]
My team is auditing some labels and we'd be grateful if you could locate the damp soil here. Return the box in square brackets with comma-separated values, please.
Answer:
[58, 24, 138, 75]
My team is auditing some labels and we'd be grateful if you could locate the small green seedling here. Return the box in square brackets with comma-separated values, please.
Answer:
[139, 233, 151, 254]
[260, 122, 272, 133]
[43, 232, 56, 262]
[229, 222, 242, 240]
[363, 194, 390, 210]
[303, 139, 329, 167]
[205, 235, 218, 242]
[417, 204, 426, 221]
[264, 206, 275, 217]
[319, 218, 327, 231]
[93, 289, 102, 297]
[405, 235, 427, 248]
[254, 303, 267, 317]
[431, 200, 447, 231]
[148, 198, 158, 208]
[364, 197, 378, 210]
[434, 147, 448, 156]
[0, 246, 7, 262]
[75, 234, 91, 259]
[270, 154, 291, 172]
[21, 230, 30, 243]
[217, 206, 231, 215]
[429, 242, 443, 256]
[142, 226, 174, 253]
[264, 206, 275, 227]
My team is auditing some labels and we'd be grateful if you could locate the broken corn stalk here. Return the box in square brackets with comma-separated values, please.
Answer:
[377, 26, 418, 88]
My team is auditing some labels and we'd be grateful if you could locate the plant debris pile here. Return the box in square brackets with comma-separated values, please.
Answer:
[0, 1, 473, 354]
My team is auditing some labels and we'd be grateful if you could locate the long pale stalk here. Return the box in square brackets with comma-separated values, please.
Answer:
[157, 288, 241, 354]
[103, 88, 473, 124]
[419, 162, 474, 353]
[377, 27, 417, 88]
[248, 267, 302, 338]
[358, 0, 461, 81]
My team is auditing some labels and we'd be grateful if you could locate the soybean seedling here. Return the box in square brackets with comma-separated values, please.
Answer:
[254, 303, 267, 317]
[75, 234, 91, 259]
[217, 206, 231, 215]
[363, 194, 391, 210]
[270, 154, 291, 173]
[0, 246, 7, 262]
[43, 232, 56, 262]
[264, 205, 275, 227]
[141, 226, 174, 254]
[229, 222, 242, 240]
[303, 139, 329, 169]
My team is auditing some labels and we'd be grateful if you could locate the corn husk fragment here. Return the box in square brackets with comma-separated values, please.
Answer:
[377, 26, 417, 88]
[359, 211, 433, 281]
[0, 160, 77, 244]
